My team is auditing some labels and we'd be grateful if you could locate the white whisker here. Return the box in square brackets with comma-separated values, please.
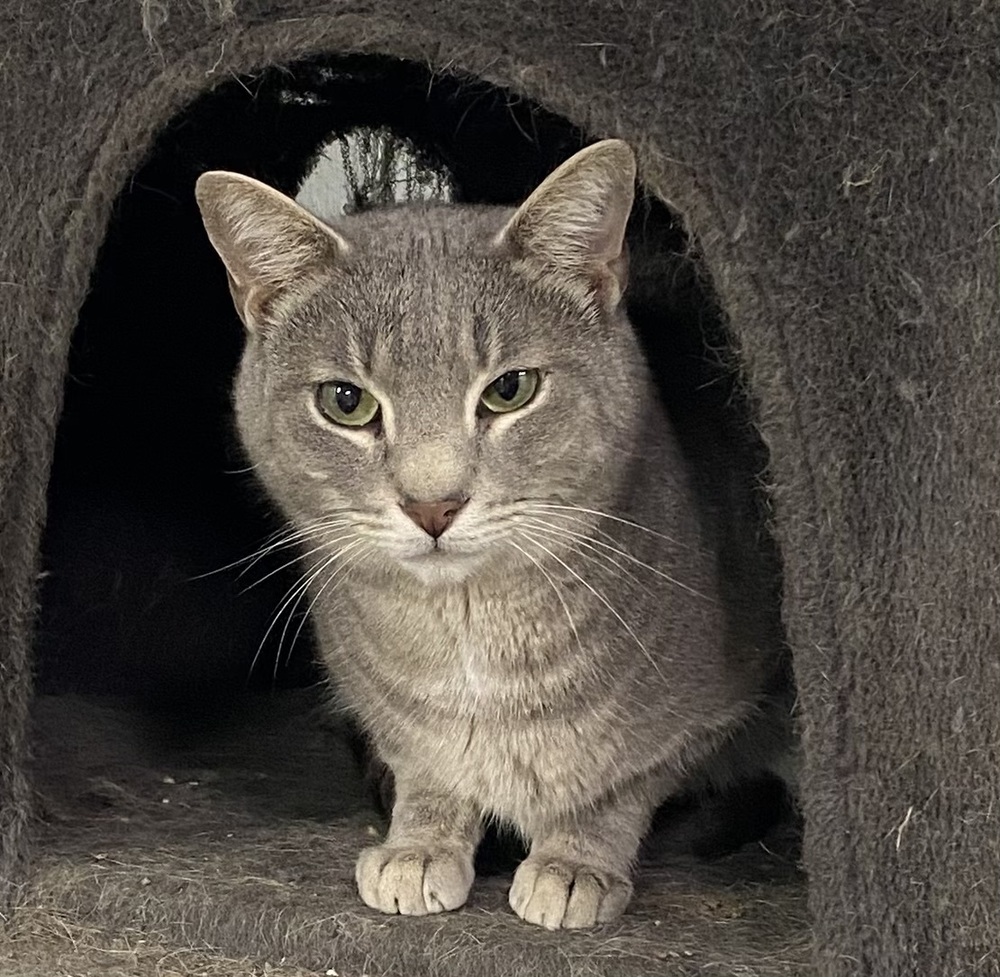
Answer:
[188, 537, 298, 581]
[516, 530, 666, 680]
[248, 535, 361, 681]
[241, 531, 358, 592]
[239, 517, 355, 574]
[248, 559, 331, 681]
[282, 542, 373, 673]
[505, 538, 582, 653]
[524, 502, 687, 549]
[517, 505, 621, 547]
[189, 514, 354, 581]
[520, 516, 706, 599]
[519, 518, 655, 598]
[272, 538, 367, 679]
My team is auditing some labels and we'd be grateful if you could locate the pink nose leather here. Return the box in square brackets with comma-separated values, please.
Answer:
[401, 497, 468, 539]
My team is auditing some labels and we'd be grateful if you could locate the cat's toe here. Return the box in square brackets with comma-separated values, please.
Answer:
[355, 843, 474, 915]
[509, 857, 632, 929]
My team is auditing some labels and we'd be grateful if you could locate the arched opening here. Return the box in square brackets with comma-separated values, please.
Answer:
[29, 53, 805, 974]
[38, 54, 776, 703]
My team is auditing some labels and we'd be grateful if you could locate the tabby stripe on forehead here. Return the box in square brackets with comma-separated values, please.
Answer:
[471, 310, 499, 368]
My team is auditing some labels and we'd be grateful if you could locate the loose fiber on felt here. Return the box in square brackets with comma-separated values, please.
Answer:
[10, 692, 809, 977]
[0, 1, 998, 975]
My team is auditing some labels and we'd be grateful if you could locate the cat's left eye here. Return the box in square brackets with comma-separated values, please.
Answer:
[316, 380, 381, 428]
[479, 369, 540, 415]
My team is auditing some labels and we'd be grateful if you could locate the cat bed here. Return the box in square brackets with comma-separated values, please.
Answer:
[1, 2, 997, 975]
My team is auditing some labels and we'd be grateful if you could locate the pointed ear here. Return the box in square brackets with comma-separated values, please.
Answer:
[496, 140, 636, 310]
[194, 171, 349, 330]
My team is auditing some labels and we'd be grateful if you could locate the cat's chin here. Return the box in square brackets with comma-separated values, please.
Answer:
[396, 550, 487, 586]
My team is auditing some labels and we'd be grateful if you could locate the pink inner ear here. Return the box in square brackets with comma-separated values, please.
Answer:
[604, 244, 630, 306]
[557, 193, 632, 307]
[591, 201, 629, 264]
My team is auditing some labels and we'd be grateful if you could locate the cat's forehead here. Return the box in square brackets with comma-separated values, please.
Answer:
[310, 204, 526, 379]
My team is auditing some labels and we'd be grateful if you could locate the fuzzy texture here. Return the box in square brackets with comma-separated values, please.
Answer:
[195, 141, 791, 930]
[0, 0, 997, 973]
[14, 691, 808, 977]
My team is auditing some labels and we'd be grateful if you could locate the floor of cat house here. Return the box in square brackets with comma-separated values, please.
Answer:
[9, 690, 812, 977]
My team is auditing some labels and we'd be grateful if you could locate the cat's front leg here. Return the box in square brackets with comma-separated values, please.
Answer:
[509, 777, 657, 930]
[355, 773, 483, 916]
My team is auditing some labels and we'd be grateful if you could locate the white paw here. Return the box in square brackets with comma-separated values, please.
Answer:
[355, 843, 474, 916]
[509, 856, 633, 929]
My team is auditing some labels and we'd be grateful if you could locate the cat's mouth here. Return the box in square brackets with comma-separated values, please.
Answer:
[396, 539, 488, 583]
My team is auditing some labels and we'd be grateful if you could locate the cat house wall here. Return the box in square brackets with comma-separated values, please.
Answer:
[0, 2, 996, 975]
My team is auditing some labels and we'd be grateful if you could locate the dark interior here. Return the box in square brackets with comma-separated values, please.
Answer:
[35, 55, 785, 849]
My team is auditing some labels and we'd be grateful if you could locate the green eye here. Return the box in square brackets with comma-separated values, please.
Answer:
[316, 380, 381, 428]
[480, 369, 540, 414]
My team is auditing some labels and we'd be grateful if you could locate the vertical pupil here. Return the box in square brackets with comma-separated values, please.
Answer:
[335, 383, 361, 414]
[495, 371, 522, 401]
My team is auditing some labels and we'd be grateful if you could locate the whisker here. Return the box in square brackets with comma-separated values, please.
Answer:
[524, 502, 688, 549]
[281, 542, 373, 674]
[519, 518, 655, 598]
[233, 526, 348, 586]
[261, 554, 328, 681]
[189, 515, 354, 581]
[248, 565, 320, 681]
[240, 517, 354, 567]
[505, 538, 583, 653]
[272, 538, 367, 678]
[518, 505, 621, 547]
[520, 516, 706, 600]
[248, 538, 357, 682]
[240, 531, 358, 593]
[516, 530, 666, 680]
[189, 540, 296, 581]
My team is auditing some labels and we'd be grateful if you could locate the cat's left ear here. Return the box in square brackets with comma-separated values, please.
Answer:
[496, 139, 636, 311]
[195, 171, 349, 331]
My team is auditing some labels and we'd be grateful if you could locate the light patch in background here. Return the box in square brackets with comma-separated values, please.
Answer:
[296, 127, 452, 217]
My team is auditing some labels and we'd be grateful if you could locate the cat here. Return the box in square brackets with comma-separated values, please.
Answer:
[194, 139, 793, 930]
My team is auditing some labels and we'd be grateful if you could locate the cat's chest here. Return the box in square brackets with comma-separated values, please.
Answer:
[322, 572, 698, 828]
[452, 638, 490, 697]
[395, 692, 657, 831]
[342, 575, 589, 711]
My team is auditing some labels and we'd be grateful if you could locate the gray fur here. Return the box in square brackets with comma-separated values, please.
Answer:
[195, 141, 790, 929]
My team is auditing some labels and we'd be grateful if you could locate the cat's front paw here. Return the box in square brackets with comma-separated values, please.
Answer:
[509, 856, 633, 929]
[355, 843, 474, 916]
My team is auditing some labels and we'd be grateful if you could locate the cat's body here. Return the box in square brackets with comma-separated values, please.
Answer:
[196, 141, 792, 929]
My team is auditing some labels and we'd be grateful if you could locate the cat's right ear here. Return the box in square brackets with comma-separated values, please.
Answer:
[194, 171, 349, 331]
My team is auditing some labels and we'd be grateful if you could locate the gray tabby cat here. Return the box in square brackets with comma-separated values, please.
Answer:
[195, 140, 792, 930]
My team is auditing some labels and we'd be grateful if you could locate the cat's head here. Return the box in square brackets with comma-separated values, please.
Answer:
[196, 140, 659, 585]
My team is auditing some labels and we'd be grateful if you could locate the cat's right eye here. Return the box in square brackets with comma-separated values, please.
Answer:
[316, 380, 381, 428]
[479, 369, 540, 415]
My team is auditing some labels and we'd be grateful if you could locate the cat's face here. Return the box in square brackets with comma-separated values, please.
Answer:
[197, 141, 652, 584]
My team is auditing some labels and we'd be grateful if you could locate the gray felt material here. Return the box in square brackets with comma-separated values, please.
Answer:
[7, 693, 808, 977]
[0, 1, 997, 974]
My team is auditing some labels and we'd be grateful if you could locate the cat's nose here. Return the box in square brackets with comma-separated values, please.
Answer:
[400, 496, 468, 539]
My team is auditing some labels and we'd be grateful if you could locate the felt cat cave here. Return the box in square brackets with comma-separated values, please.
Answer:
[0, 2, 996, 975]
